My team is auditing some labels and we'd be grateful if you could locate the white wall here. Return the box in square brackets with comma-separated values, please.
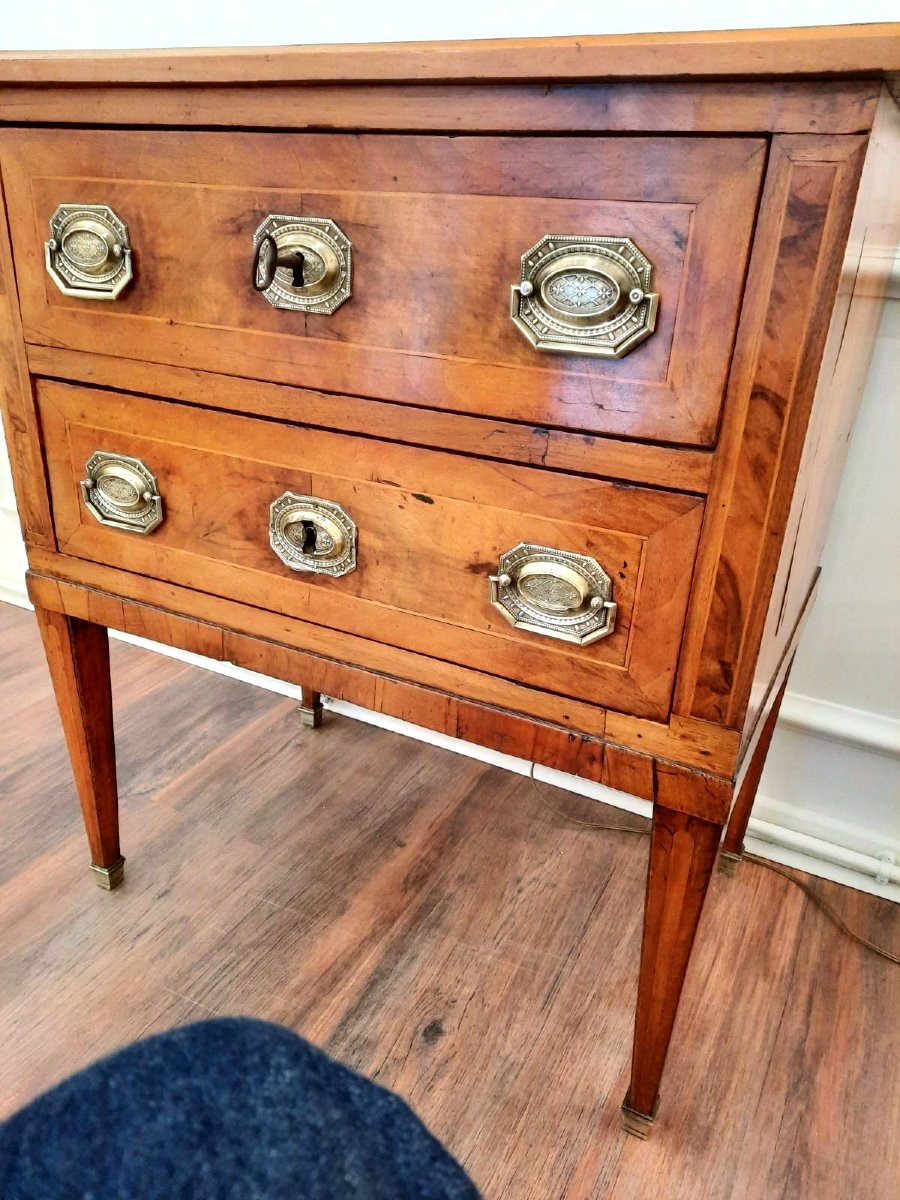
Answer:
[0, 444, 27, 606]
[1, 3, 898, 901]
[2, 2, 899, 49]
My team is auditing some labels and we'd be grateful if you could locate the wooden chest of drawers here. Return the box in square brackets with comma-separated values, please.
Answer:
[1, 24, 898, 1138]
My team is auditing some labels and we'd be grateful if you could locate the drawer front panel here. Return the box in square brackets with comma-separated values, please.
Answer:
[38, 381, 704, 719]
[7, 129, 766, 446]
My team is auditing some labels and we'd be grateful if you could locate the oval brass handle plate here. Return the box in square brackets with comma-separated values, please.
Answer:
[45, 204, 134, 301]
[269, 493, 357, 576]
[489, 543, 617, 645]
[81, 451, 163, 534]
[252, 214, 352, 314]
[510, 235, 658, 359]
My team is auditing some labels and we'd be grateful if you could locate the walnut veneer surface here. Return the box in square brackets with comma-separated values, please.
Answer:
[0, 24, 898, 1137]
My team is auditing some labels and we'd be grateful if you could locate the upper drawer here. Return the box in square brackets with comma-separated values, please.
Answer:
[3, 129, 766, 447]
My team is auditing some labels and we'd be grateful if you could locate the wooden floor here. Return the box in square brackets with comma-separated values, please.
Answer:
[0, 600, 897, 1199]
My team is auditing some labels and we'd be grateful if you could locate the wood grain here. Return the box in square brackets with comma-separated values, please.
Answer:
[32, 604, 120, 871]
[0, 168, 54, 549]
[0, 79, 880, 135]
[3, 129, 766, 446]
[627, 805, 723, 1120]
[2, 601, 897, 1198]
[0, 24, 896, 83]
[28, 346, 714, 494]
[22, 551, 741, 782]
[673, 133, 869, 726]
[27, 571, 735, 822]
[38, 380, 705, 721]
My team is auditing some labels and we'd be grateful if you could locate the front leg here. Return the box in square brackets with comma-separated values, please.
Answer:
[34, 605, 123, 889]
[622, 803, 722, 1136]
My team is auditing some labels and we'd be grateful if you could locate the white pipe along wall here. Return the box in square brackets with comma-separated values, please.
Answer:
[0, 4, 898, 903]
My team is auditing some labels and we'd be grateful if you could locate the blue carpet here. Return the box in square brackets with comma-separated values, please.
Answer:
[0, 1016, 481, 1199]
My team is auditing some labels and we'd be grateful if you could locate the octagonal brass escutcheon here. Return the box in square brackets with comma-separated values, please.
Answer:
[81, 451, 163, 535]
[510, 234, 658, 359]
[269, 493, 357, 577]
[45, 204, 134, 300]
[489, 543, 617, 645]
[252, 214, 352, 314]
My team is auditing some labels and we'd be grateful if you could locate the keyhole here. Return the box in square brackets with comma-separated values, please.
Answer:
[287, 250, 306, 289]
[299, 520, 318, 554]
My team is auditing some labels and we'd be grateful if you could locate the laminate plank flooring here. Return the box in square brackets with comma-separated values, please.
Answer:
[0, 600, 896, 1198]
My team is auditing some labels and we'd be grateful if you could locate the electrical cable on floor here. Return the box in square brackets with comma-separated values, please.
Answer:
[528, 764, 900, 968]
[527, 768, 649, 834]
[741, 853, 900, 966]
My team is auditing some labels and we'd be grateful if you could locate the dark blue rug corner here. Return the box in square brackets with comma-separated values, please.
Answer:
[0, 1016, 481, 1199]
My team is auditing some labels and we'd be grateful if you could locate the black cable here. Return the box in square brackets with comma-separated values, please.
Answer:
[528, 765, 899, 967]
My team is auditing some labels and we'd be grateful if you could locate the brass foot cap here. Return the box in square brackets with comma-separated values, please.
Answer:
[89, 856, 126, 890]
[298, 702, 324, 729]
[718, 849, 743, 877]
[621, 1093, 659, 1139]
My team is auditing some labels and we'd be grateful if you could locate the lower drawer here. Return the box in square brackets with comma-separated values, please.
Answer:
[38, 380, 704, 719]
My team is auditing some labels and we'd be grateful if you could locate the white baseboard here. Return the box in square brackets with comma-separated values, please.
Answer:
[780, 690, 900, 757]
[0, 576, 29, 609]
[1, 585, 896, 903]
[746, 799, 900, 902]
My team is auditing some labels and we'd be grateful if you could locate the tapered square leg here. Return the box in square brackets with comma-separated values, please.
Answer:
[720, 662, 793, 872]
[298, 686, 324, 729]
[34, 605, 123, 889]
[623, 804, 723, 1135]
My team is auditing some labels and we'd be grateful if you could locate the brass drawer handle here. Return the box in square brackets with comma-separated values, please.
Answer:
[45, 204, 134, 301]
[252, 214, 352, 314]
[510, 235, 658, 359]
[81, 452, 163, 535]
[489, 543, 617, 645]
[269, 493, 357, 576]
